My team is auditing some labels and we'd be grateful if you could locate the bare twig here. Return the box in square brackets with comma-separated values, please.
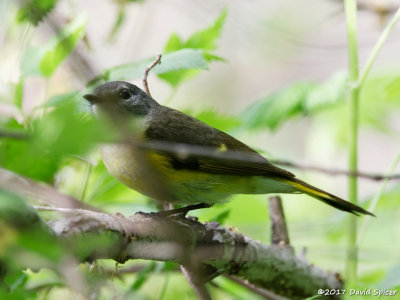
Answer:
[0, 130, 29, 139]
[271, 159, 400, 181]
[180, 265, 212, 300]
[268, 196, 291, 247]
[224, 275, 289, 300]
[0, 167, 100, 211]
[142, 54, 162, 97]
[91, 137, 400, 182]
[123, 139, 400, 182]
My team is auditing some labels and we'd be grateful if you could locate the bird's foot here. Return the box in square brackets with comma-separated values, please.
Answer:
[153, 203, 213, 218]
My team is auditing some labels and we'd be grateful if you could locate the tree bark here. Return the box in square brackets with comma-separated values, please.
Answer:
[48, 208, 343, 299]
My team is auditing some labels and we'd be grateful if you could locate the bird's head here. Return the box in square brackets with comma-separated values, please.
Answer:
[84, 81, 158, 117]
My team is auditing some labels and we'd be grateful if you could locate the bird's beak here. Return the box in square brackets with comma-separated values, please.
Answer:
[83, 93, 99, 104]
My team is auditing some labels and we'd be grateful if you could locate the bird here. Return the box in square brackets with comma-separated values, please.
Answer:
[83, 81, 374, 216]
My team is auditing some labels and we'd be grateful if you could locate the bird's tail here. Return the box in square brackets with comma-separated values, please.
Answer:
[281, 177, 375, 216]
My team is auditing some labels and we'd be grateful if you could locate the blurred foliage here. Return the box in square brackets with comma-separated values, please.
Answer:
[107, 0, 144, 42]
[92, 9, 227, 87]
[158, 9, 227, 87]
[190, 109, 242, 132]
[0, 100, 107, 182]
[241, 72, 348, 131]
[1, 0, 400, 299]
[17, 0, 58, 25]
[102, 48, 209, 83]
[0, 189, 64, 284]
[22, 15, 87, 78]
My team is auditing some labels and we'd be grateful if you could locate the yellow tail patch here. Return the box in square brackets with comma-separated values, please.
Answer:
[280, 178, 330, 199]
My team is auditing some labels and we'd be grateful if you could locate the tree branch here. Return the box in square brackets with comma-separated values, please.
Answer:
[44, 208, 343, 299]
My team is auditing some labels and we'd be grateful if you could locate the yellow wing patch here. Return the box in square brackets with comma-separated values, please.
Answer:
[217, 143, 228, 152]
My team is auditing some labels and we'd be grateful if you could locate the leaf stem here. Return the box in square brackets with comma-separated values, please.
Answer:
[79, 162, 92, 202]
[344, 2, 400, 284]
[357, 145, 400, 245]
[357, 7, 400, 89]
[344, 0, 359, 283]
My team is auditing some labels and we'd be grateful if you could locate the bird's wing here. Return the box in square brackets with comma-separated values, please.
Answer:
[144, 107, 294, 179]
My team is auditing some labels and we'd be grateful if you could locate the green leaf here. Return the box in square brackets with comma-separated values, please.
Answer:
[17, 0, 58, 26]
[0, 287, 35, 300]
[241, 72, 348, 131]
[0, 100, 104, 182]
[212, 209, 231, 225]
[379, 265, 400, 289]
[107, 5, 126, 42]
[157, 69, 199, 88]
[0, 190, 37, 224]
[45, 90, 81, 107]
[4, 271, 28, 293]
[358, 73, 400, 132]
[156, 49, 208, 87]
[305, 72, 347, 112]
[107, 49, 208, 82]
[304, 296, 323, 300]
[155, 49, 208, 73]
[14, 78, 24, 109]
[185, 9, 227, 51]
[0, 189, 64, 268]
[164, 33, 183, 52]
[21, 15, 86, 77]
[159, 9, 227, 88]
[385, 77, 400, 100]
[131, 262, 156, 290]
[192, 110, 241, 132]
[39, 15, 87, 77]
[242, 82, 315, 130]
[97, 10, 227, 88]
[359, 269, 386, 285]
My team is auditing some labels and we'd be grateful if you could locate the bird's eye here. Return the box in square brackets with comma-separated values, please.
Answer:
[119, 89, 131, 100]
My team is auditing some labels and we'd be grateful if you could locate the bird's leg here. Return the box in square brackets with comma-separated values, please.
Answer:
[154, 203, 213, 217]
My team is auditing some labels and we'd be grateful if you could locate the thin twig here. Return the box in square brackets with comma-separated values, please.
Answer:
[0, 130, 29, 139]
[93, 137, 400, 181]
[271, 159, 400, 181]
[268, 196, 291, 247]
[33, 206, 87, 212]
[142, 54, 162, 97]
[0, 167, 100, 211]
[357, 146, 400, 245]
[357, 6, 400, 89]
[101, 138, 400, 182]
[224, 275, 289, 300]
[180, 266, 212, 300]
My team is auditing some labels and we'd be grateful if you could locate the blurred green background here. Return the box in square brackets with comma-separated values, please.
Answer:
[0, 0, 400, 299]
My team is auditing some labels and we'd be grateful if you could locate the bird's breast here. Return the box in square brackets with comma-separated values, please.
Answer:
[100, 144, 150, 194]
